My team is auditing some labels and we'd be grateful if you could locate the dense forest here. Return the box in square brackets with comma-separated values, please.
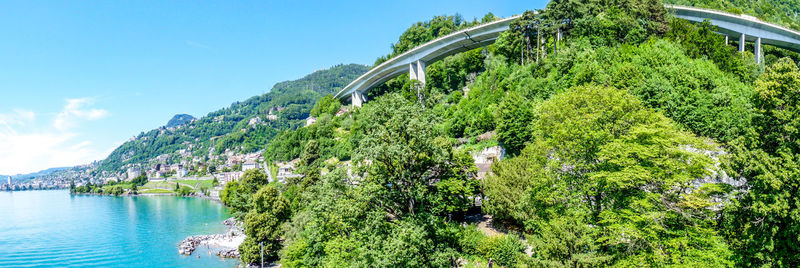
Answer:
[97, 64, 368, 174]
[217, 0, 800, 267]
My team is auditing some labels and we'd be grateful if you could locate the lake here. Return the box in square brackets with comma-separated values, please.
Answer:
[0, 190, 239, 267]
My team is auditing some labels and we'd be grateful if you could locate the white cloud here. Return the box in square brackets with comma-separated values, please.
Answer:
[53, 98, 109, 130]
[0, 131, 101, 175]
[0, 98, 111, 174]
[0, 109, 36, 131]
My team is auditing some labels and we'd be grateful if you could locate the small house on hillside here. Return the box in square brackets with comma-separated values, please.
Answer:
[305, 116, 316, 127]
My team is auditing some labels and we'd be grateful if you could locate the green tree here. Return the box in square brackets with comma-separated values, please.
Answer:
[309, 95, 341, 117]
[495, 92, 534, 156]
[752, 58, 800, 154]
[296, 139, 321, 187]
[240, 185, 290, 264]
[723, 58, 800, 267]
[485, 85, 732, 266]
[353, 93, 477, 218]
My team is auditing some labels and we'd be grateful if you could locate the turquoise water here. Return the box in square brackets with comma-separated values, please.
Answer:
[0, 190, 239, 267]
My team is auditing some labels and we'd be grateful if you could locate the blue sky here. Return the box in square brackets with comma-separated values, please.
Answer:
[0, 0, 546, 174]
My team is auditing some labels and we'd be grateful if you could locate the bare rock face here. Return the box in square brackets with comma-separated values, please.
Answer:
[222, 217, 237, 226]
[217, 248, 240, 258]
[178, 235, 204, 255]
[684, 145, 746, 188]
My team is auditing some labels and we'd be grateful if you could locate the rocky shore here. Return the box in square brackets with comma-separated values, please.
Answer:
[178, 217, 245, 258]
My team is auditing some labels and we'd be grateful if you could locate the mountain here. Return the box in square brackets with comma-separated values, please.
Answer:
[166, 114, 196, 128]
[1, 167, 72, 182]
[96, 64, 368, 175]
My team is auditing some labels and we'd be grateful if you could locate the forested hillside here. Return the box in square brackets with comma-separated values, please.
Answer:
[220, 0, 800, 267]
[97, 64, 368, 174]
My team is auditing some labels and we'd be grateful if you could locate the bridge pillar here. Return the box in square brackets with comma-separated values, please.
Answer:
[725, 35, 728, 46]
[409, 60, 426, 84]
[739, 34, 746, 52]
[351, 91, 366, 108]
[755, 37, 762, 64]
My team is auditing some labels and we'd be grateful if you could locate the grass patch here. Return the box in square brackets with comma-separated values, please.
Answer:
[142, 181, 176, 189]
[102, 182, 133, 190]
[140, 189, 174, 194]
[174, 179, 214, 189]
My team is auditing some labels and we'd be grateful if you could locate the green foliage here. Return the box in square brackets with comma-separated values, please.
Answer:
[425, 48, 486, 96]
[221, 169, 271, 219]
[495, 0, 667, 64]
[485, 85, 732, 266]
[495, 92, 535, 156]
[524, 39, 755, 143]
[296, 139, 321, 187]
[309, 95, 340, 117]
[549, 0, 668, 45]
[99, 64, 367, 173]
[240, 185, 290, 264]
[477, 234, 526, 267]
[352, 93, 478, 218]
[752, 58, 800, 154]
[722, 58, 800, 267]
[666, 18, 760, 82]
[130, 174, 148, 186]
[177, 186, 194, 196]
[209, 5, 800, 267]
[107, 186, 124, 196]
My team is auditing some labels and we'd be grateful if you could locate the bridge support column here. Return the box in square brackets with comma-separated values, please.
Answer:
[351, 91, 366, 108]
[725, 35, 728, 46]
[409, 60, 426, 84]
[739, 34, 746, 52]
[755, 37, 762, 64]
[409, 60, 426, 102]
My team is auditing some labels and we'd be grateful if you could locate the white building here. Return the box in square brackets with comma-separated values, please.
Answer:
[177, 168, 188, 178]
[472, 146, 505, 179]
[221, 171, 244, 184]
[242, 161, 258, 172]
[127, 167, 142, 180]
[305, 116, 316, 127]
[248, 117, 261, 125]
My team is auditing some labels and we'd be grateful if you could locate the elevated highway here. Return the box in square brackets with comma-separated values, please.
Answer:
[337, 5, 800, 105]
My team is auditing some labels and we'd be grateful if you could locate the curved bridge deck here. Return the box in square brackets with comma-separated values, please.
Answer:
[337, 5, 800, 103]
[334, 16, 517, 101]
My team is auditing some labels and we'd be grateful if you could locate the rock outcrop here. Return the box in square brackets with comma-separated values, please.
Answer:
[178, 217, 245, 258]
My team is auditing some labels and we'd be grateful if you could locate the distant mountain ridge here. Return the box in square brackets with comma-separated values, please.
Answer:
[1, 167, 71, 182]
[95, 64, 368, 175]
[166, 114, 196, 128]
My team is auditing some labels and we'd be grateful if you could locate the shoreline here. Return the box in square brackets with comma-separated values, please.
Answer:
[72, 190, 240, 259]
[70, 191, 224, 203]
[178, 217, 245, 259]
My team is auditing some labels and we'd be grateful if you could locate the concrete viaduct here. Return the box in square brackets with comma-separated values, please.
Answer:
[335, 5, 800, 106]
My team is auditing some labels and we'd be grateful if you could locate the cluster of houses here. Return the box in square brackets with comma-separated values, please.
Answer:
[1, 176, 70, 191]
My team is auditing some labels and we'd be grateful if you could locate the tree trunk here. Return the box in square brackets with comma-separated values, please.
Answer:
[537, 26, 541, 63]
[525, 34, 531, 64]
